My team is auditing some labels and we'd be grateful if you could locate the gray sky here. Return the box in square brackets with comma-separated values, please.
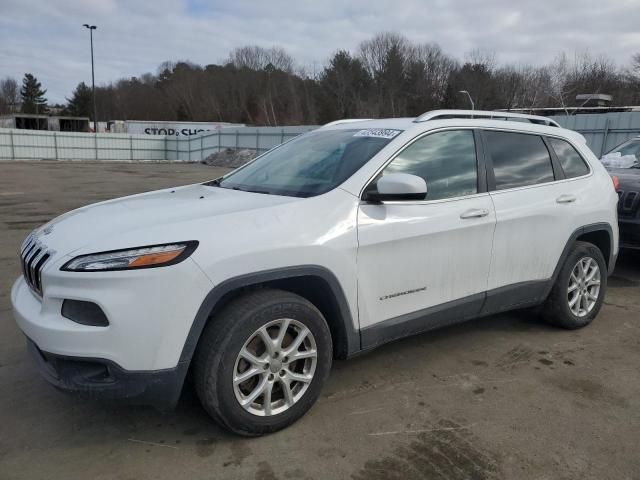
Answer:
[1, 0, 639, 104]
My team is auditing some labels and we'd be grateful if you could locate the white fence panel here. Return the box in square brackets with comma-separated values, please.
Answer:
[0, 126, 318, 162]
[96, 134, 130, 161]
[132, 136, 167, 161]
[12, 130, 56, 159]
[55, 131, 96, 160]
[0, 130, 12, 158]
[7, 115, 640, 163]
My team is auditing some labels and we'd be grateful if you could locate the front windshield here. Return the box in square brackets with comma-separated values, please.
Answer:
[211, 128, 401, 197]
[602, 139, 640, 169]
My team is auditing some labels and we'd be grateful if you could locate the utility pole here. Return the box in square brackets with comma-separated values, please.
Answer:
[83, 24, 98, 132]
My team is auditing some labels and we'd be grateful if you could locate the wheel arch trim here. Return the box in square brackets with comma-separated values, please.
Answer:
[547, 222, 616, 298]
[177, 265, 360, 378]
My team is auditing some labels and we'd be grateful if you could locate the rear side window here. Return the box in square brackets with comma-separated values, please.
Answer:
[484, 131, 555, 190]
[547, 137, 590, 178]
[383, 130, 478, 200]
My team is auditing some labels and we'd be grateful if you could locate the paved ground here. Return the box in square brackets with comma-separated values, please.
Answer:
[1, 161, 639, 480]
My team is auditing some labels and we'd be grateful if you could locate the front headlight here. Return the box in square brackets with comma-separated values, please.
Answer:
[61, 241, 198, 272]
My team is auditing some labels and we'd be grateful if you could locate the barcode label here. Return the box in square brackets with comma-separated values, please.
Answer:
[354, 129, 402, 139]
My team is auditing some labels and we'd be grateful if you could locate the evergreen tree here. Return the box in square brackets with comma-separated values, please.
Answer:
[318, 51, 371, 121]
[65, 82, 92, 117]
[20, 73, 48, 114]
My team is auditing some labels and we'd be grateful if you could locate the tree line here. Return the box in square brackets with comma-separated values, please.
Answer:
[2, 32, 640, 125]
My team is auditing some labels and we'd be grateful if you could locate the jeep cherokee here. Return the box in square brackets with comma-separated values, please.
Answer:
[12, 110, 619, 435]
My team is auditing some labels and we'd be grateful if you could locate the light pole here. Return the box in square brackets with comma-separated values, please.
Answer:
[83, 24, 98, 132]
[458, 90, 475, 110]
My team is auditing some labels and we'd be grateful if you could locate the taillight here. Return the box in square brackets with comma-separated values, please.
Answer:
[611, 175, 620, 192]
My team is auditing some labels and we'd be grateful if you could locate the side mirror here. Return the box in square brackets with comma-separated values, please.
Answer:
[363, 173, 427, 202]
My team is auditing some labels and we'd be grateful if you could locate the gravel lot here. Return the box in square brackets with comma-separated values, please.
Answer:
[1, 161, 639, 480]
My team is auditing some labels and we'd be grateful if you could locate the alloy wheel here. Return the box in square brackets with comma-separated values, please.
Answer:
[232, 318, 317, 416]
[567, 256, 601, 318]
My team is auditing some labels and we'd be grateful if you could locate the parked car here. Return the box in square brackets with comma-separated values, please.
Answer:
[600, 136, 640, 250]
[12, 110, 619, 436]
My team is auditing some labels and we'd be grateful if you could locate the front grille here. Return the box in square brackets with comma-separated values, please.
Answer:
[20, 234, 52, 296]
[617, 190, 640, 218]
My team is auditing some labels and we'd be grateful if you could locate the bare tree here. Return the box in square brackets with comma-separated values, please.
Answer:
[0, 77, 19, 114]
[464, 49, 497, 72]
[358, 32, 412, 116]
[544, 52, 573, 113]
[543, 51, 622, 110]
[518, 66, 552, 110]
[407, 43, 457, 108]
[228, 46, 294, 73]
[444, 50, 500, 110]
[358, 32, 410, 78]
[47, 32, 640, 125]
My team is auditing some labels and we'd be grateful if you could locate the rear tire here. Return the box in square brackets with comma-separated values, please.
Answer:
[193, 289, 332, 436]
[542, 241, 607, 329]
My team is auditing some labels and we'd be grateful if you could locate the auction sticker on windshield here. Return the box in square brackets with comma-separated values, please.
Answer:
[354, 128, 402, 139]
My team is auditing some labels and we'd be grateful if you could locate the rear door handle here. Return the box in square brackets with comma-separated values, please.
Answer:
[460, 208, 489, 219]
[556, 194, 577, 204]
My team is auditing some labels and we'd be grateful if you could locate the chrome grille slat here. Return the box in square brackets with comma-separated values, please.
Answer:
[34, 253, 50, 290]
[19, 234, 53, 296]
[21, 243, 37, 279]
[29, 249, 45, 287]
[22, 242, 36, 258]
[21, 237, 35, 255]
[25, 247, 41, 286]
[21, 233, 35, 252]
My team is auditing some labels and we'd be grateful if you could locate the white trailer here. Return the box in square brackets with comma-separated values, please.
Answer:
[108, 120, 245, 136]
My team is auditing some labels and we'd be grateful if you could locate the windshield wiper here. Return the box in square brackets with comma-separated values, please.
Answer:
[204, 178, 221, 187]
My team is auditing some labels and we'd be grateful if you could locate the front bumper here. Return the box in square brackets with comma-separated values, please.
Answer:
[26, 337, 182, 408]
[11, 258, 212, 371]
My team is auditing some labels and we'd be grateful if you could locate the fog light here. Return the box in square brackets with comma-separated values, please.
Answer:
[62, 300, 109, 327]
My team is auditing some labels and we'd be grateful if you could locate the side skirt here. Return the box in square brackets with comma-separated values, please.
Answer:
[480, 280, 550, 316]
[360, 293, 484, 351]
[360, 280, 551, 351]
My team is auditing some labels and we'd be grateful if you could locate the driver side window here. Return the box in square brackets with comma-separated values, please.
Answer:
[383, 130, 478, 201]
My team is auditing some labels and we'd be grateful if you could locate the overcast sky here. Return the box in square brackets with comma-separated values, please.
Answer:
[1, 0, 639, 104]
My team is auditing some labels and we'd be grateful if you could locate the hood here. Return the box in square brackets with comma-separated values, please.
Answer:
[30, 184, 300, 255]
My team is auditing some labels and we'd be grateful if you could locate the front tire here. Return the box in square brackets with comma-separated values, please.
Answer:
[193, 289, 332, 436]
[542, 241, 607, 329]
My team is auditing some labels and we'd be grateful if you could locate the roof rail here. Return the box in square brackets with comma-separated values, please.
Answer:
[413, 109, 561, 128]
[322, 118, 372, 127]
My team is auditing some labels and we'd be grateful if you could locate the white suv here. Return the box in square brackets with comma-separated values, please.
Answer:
[12, 110, 619, 435]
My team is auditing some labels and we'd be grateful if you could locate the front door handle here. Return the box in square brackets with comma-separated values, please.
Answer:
[460, 208, 489, 219]
[556, 194, 577, 204]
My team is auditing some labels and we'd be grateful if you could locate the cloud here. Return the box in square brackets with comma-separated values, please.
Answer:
[0, 0, 638, 104]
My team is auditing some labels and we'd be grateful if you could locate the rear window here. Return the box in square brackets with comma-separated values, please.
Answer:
[484, 131, 555, 190]
[548, 138, 589, 178]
